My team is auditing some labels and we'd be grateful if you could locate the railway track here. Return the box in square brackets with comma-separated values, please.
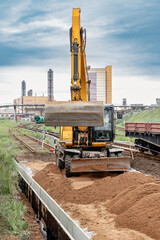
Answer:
[9, 128, 54, 153]
[113, 141, 160, 161]
[20, 123, 60, 138]
[17, 124, 160, 161]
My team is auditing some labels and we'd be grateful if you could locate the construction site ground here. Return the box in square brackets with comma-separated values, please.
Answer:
[17, 151, 160, 240]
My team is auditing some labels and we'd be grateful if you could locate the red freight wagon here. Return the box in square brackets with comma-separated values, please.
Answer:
[125, 122, 160, 156]
[125, 122, 160, 134]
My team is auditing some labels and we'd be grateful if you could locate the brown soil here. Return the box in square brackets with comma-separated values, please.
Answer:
[34, 165, 155, 204]
[63, 203, 153, 240]
[16, 152, 55, 163]
[131, 154, 160, 179]
[16, 149, 160, 240]
[20, 193, 44, 240]
[0, 236, 20, 240]
[108, 183, 160, 239]
[33, 162, 160, 240]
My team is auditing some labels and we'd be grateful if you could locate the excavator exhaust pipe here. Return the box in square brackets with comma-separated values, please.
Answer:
[45, 101, 104, 127]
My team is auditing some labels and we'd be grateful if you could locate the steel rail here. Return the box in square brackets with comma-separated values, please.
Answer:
[9, 129, 36, 153]
[112, 144, 139, 155]
[113, 141, 137, 150]
[16, 128, 54, 150]
[15, 161, 90, 240]
[113, 140, 160, 156]
[20, 124, 60, 139]
[112, 143, 160, 161]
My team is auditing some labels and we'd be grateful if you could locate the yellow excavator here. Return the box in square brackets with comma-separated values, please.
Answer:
[45, 8, 130, 177]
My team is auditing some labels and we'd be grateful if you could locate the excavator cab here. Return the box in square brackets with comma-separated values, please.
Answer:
[45, 103, 130, 177]
[93, 105, 114, 143]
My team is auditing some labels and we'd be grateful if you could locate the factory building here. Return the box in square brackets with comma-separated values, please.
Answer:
[14, 96, 49, 106]
[13, 69, 54, 118]
[13, 96, 49, 116]
[88, 66, 112, 104]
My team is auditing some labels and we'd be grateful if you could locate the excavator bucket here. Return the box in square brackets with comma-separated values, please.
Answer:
[45, 101, 104, 127]
[70, 157, 131, 173]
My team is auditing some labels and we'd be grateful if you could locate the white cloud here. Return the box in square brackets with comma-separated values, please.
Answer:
[0, 66, 70, 104]
[0, 0, 159, 105]
[113, 74, 160, 105]
[0, 66, 159, 105]
[0, 18, 69, 35]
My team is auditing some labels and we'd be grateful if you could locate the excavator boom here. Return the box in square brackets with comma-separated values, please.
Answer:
[45, 8, 130, 177]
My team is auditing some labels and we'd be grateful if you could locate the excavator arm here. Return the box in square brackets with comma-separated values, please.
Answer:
[45, 8, 130, 177]
[45, 9, 104, 128]
[70, 8, 88, 101]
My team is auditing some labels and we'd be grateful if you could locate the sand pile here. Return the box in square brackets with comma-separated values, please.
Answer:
[108, 182, 160, 240]
[34, 165, 154, 204]
[33, 163, 160, 239]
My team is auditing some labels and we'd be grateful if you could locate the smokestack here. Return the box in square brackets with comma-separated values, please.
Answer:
[27, 89, 33, 96]
[156, 98, 160, 105]
[21, 80, 26, 97]
[122, 98, 127, 106]
[48, 69, 53, 101]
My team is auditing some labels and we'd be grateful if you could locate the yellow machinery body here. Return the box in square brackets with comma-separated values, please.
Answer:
[61, 9, 104, 149]
[45, 8, 130, 177]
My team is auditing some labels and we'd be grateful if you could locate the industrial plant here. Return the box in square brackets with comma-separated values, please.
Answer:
[0, 5, 160, 240]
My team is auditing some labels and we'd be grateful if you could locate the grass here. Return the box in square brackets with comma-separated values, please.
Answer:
[22, 128, 42, 140]
[114, 108, 160, 142]
[0, 120, 29, 239]
[21, 128, 54, 146]
[20, 120, 60, 133]
[124, 108, 160, 122]
[39, 124, 60, 133]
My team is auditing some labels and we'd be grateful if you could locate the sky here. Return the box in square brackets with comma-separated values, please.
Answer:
[0, 0, 160, 105]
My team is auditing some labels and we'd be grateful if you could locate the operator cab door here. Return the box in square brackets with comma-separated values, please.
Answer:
[93, 105, 114, 143]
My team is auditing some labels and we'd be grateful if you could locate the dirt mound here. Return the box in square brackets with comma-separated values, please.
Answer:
[34, 163, 61, 176]
[131, 154, 160, 179]
[108, 182, 160, 214]
[108, 182, 160, 240]
[33, 164, 160, 239]
[34, 165, 156, 205]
